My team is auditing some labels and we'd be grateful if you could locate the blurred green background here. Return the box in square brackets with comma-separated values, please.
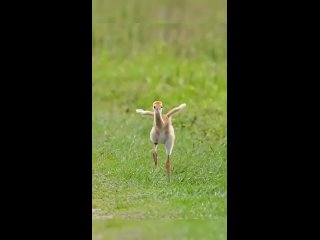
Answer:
[92, 0, 226, 239]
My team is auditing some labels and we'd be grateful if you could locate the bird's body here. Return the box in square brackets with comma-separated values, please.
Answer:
[150, 114, 174, 143]
[151, 125, 173, 145]
[136, 101, 186, 182]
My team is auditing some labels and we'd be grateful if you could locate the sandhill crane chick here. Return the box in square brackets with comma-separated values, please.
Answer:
[136, 101, 186, 182]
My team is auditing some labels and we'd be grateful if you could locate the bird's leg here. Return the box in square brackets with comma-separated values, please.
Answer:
[153, 143, 158, 166]
[166, 155, 171, 182]
[165, 138, 174, 183]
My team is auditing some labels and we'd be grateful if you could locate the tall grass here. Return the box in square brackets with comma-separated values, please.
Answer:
[93, 0, 226, 61]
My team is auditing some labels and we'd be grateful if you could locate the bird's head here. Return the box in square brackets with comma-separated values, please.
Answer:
[153, 101, 163, 114]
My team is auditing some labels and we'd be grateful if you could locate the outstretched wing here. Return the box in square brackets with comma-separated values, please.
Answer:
[136, 109, 154, 116]
[166, 104, 186, 118]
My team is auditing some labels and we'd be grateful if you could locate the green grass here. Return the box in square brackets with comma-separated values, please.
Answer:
[93, 0, 226, 239]
[93, 220, 226, 240]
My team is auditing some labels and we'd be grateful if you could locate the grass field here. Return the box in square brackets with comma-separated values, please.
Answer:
[92, 0, 226, 239]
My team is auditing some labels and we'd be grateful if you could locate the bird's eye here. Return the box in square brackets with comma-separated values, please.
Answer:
[153, 106, 155, 109]
[161, 106, 163, 108]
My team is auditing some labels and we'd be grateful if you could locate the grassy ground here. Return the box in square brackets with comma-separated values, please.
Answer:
[92, 0, 226, 239]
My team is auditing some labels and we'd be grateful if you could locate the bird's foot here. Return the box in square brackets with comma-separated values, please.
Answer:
[153, 152, 158, 166]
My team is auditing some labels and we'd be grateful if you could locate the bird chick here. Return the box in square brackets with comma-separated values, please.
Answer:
[136, 101, 186, 182]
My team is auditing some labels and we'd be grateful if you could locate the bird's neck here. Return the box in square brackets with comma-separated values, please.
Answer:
[154, 111, 164, 129]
